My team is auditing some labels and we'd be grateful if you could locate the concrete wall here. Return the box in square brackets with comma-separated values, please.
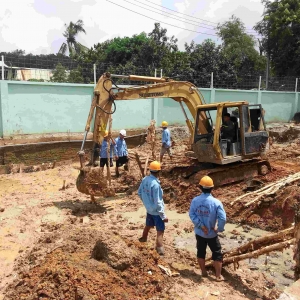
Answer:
[0, 80, 299, 137]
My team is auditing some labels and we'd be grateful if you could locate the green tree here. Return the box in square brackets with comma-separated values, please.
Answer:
[185, 39, 237, 88]
[58, 20, 88, 57]
[217, 16, 265, 76]
[51, 63, 67, 82]
[254, 0, 300, 76]
[68, 66, 84, 83]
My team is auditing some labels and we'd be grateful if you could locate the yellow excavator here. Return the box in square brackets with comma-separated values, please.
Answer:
[77, 72, 270, 191]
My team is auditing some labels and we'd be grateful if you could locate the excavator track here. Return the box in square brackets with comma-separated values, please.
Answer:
[162, 159, 271, 187]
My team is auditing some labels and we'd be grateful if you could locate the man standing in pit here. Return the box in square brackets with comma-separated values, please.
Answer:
[189, 176, 227, 281]
[114, 129, 129, 177]
[160, 121, 172, 163]
[138, 161, 168, 256]
[99, 130, 115, 173]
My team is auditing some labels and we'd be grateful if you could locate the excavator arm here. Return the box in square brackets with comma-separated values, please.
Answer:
[86, 72, 209, 146]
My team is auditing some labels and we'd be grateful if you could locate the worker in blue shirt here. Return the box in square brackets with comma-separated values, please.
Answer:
[138, 161, 168, 256]
[189, 176, 227, 281]
[160, 121, 172, 163]
[114, 129, 129, 177]
[99, 130, 115, 173]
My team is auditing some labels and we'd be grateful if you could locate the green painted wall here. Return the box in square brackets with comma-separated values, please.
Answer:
[0, 81, 298, 137]
[261, 91, 296, 122]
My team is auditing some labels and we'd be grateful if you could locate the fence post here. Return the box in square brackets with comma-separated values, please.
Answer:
[258, 76, 262, 91]
[1, 56, 4, 80]
[160, 69, 163, 78]
[295, 78, 299, 115]
[210, 72, 214, 89]
[93, 64, 96, 86]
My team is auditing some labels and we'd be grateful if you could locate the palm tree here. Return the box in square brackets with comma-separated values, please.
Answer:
[58, 20, 88, 57]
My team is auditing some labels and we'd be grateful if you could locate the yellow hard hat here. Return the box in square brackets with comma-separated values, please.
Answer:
[161, 121, 168, 127]
[199, 176, 214, 188]
[149, 161, 161, 172]
[103, 130, 108, 137]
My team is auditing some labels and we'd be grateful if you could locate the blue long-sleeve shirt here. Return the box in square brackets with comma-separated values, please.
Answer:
[162, 128, 171, 148]
[189, 193, 226, 238]
[100, 140, 114, 158]
[138, 174, 166, 220]
[114, 137, 128, 157]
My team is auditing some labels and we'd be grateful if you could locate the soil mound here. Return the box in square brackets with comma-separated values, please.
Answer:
[4, 227, 166, 300]
[92, 233, 138, 271]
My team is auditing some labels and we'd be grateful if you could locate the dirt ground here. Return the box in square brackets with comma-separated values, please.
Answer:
[1, 123, 300, 300]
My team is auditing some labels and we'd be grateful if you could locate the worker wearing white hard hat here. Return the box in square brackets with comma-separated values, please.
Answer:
[114, 129, 129, 176]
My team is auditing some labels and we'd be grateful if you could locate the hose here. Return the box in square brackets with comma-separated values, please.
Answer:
[96, 78, 119, 115]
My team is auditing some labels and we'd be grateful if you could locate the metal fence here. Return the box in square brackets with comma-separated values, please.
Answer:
[0, 55, 299, 92]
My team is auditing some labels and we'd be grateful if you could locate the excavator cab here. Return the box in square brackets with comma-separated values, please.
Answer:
[192, 103, 269, 165]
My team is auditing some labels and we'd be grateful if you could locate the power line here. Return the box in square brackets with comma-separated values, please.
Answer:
[139, 0, 259, 34]
[144, 0, 218, 25]
[126, 0, 216, 29]
[122, 0, 217, 31]
[106, 0, 219, 36]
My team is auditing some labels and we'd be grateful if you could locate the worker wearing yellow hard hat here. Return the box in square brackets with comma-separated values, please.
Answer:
[189, 176, 227, 282]
[99, 130, 116, 173]
[138, 161, 168, 256]
[160, 121, 173, 163]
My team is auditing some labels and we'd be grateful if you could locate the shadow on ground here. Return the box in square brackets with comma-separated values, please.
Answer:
[53, 199, 114, 216]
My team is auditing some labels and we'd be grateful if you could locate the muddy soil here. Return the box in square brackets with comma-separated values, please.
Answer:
[1, 124, 300, 300]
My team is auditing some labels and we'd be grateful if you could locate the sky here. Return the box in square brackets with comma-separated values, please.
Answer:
[0, 0, 266, 55]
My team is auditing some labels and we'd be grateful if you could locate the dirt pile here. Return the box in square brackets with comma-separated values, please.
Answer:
[268, 124, 300, 143]
[92, 233, 138, 271]
[268, 141, 300, 161]
[4, 226, 168, 300]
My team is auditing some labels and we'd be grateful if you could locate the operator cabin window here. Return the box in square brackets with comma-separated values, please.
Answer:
[196, 110, 213, 136]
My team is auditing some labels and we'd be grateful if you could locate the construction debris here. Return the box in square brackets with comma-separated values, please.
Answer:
[206, 227, 295, 268]
[231, 172, 300, 208]
[158, 265, 180, 277]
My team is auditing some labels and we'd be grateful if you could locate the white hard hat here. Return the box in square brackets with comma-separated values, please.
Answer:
[120, 129, 126, 136]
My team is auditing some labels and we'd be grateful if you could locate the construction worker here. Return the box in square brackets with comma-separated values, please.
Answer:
[189, 176, 226, 281]
[99, 130, 115, 173]
[160, 121, 172, 163]
[114, 129, 129, 177]
[138, 161, 168, 256]
[221, 113, 235, 155]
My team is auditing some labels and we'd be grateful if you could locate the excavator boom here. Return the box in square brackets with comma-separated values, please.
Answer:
[89, 72, 211, 146]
